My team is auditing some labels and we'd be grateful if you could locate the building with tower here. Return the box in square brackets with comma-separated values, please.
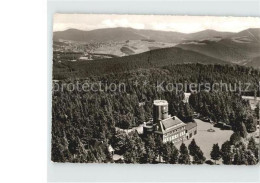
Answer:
[143, 100, 197, 144]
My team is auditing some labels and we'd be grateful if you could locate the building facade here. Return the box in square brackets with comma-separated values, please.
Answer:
[185, 122, 197, 140]
[143, 100, 197, 144]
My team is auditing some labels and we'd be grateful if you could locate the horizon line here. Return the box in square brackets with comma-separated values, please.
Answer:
[53, 27, 259, 34]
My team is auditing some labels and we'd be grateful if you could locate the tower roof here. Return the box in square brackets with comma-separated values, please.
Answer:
[153, 100, 168, 106]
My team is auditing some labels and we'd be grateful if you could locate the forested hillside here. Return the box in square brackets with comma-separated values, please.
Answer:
[52, 63, 260, 163]
[53, 47, 228, 80]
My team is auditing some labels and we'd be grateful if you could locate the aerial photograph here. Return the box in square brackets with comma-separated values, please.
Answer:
[51, 14, 260, 165]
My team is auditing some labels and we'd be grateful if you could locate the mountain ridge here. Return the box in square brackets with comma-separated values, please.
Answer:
[53, 27, 237, 43]
[176, 28, 260, 64]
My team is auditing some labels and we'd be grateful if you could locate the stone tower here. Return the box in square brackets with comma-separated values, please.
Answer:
[153, 100, 170, 124]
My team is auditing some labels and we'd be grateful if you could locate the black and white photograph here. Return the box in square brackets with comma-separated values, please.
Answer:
[51, 14, 260, 165]
[3, 0, 260, 182]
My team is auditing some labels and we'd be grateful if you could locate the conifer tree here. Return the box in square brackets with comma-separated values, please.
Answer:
[210, 143, 221, 164]
[161, 142, 179, 164]
[188, 139, 206, 164]
[247, 137, 258, 161]
[188, 139, 197, 156]
[229, 132, 242, 146]
[193, 149, 206, 164]
[221, 141, 233, 165]
[178, 143, 190, 164]
[155, 135, 164, 162]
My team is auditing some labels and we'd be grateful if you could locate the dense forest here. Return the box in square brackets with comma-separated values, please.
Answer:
[189, 91, 257, 133]
[52, 61, 260, 164]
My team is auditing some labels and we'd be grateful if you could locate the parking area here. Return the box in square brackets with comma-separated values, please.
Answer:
[176, 119, 233, 163]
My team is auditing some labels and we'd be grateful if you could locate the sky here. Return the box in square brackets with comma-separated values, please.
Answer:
[53, 14, 260, 33]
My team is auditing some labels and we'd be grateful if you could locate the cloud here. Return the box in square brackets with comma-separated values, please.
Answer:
[151, 22, 204, 33]
[102, 19, 145, 29]
[53, 14, 260, 33]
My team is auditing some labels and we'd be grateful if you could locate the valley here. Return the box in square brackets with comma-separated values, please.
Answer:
[53, 27, 260, 69]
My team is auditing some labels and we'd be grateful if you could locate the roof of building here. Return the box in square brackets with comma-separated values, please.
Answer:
[108, 145, 114, 152]
[185, 122, 197, 131]
[161, 116, 185, 130]
[113, 154, 123, 161]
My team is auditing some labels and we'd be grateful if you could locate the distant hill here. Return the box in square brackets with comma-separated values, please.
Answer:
[184, 29, 234, 41]
[53, 28, 146, 42]
[53, 27, 235, 43]
[53, 47, 228, 79]
[245, 56, 260, 69]
[53, 27, 260, 71]
[176, 28, 260, 64]
[229, 28, 260, 42]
